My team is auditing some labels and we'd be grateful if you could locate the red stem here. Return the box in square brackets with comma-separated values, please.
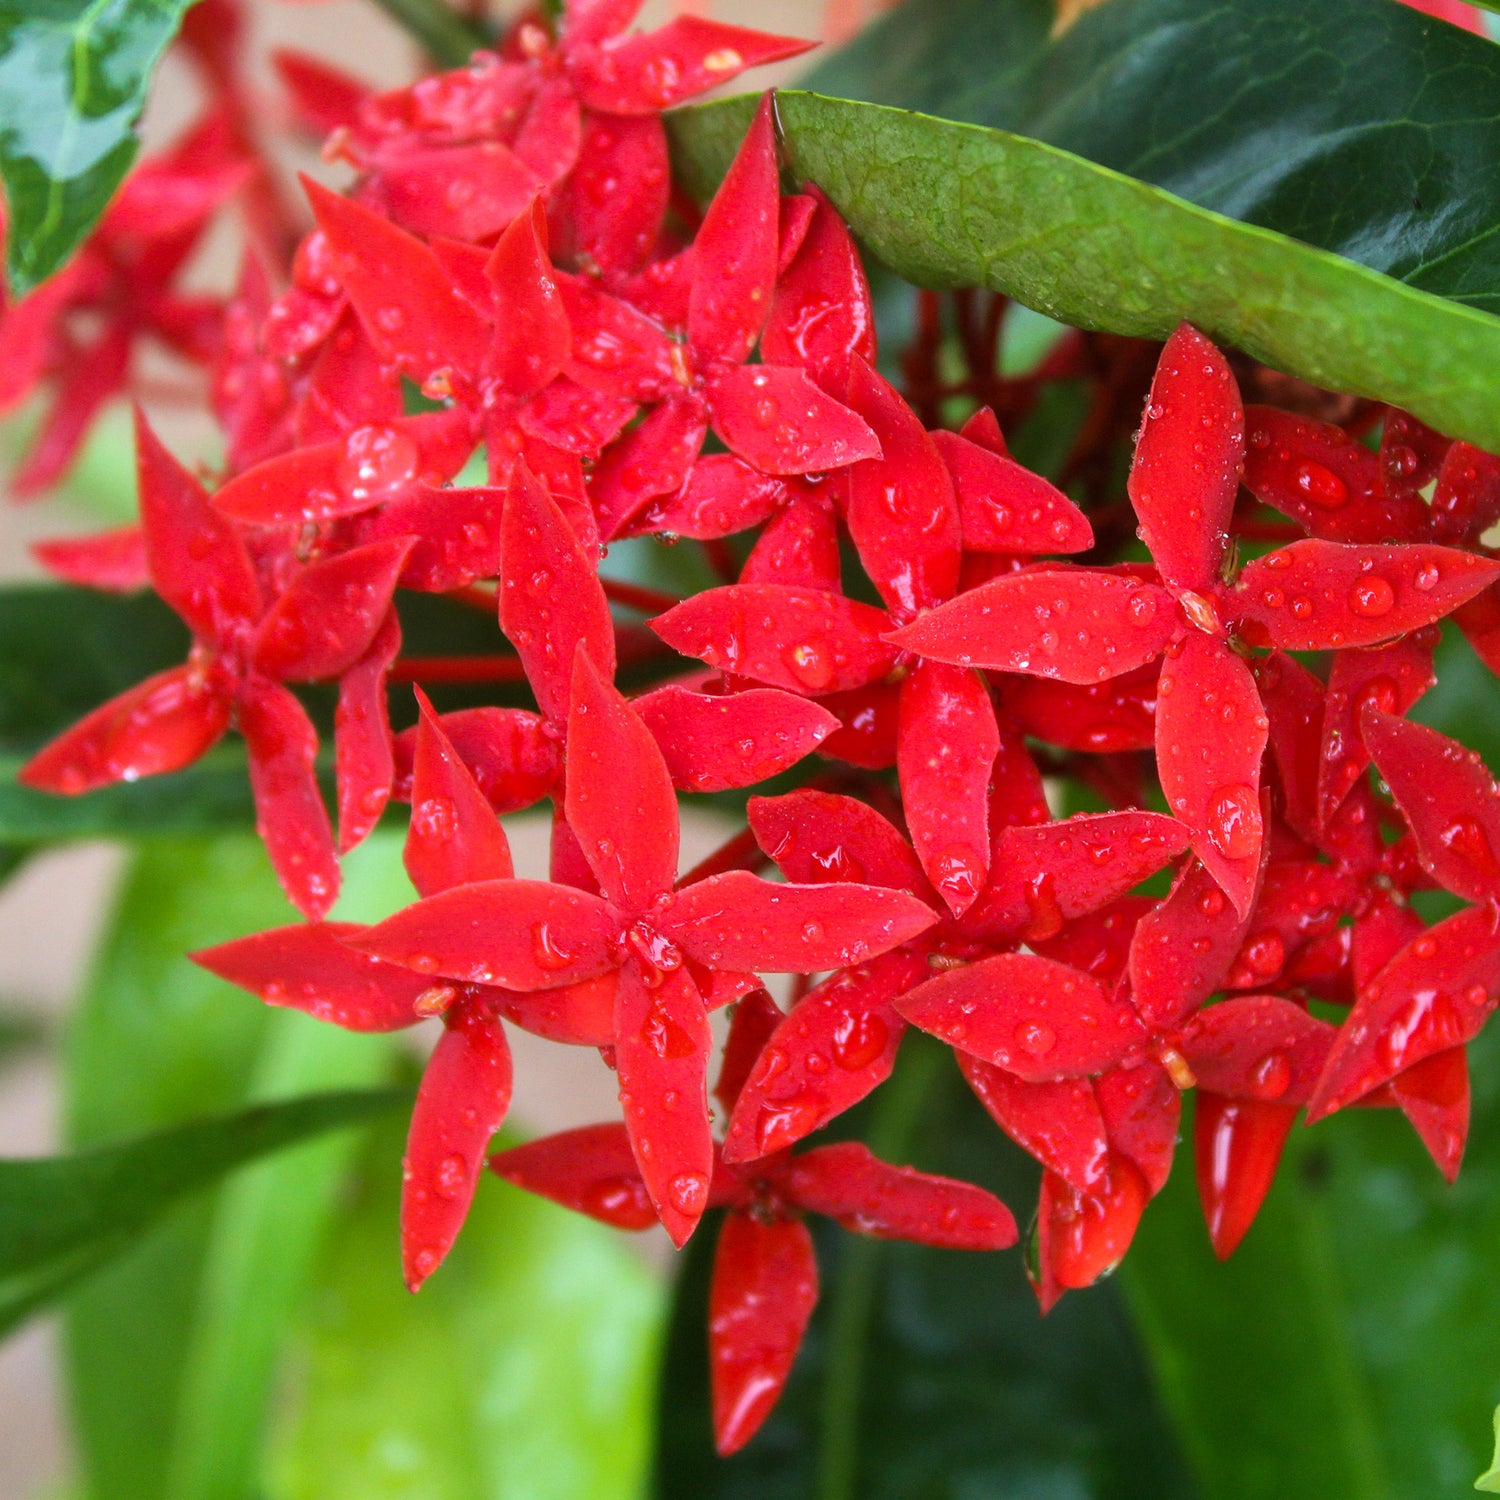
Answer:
[389, 655, 528, 684]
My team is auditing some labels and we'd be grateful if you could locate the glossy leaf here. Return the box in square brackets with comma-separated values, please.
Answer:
[670, 90, 1500, 450]
[0, 0, 198, 294]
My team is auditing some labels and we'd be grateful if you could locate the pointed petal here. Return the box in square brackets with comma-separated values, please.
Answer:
[335, 609, 401, 854]
[573, 18, 813, 114]
[136, 412, 259, 640]
[613, 962, 713, 1246]
[191, 920, 429, 1030]
[843, 360, 959, 617]
[710, 1212, 818, 1456]
[1222, 860, 1355, 990]
[1155, 633, 1266, 915]
[739, 493, 842, 591]
[1036, 1158, 1151, 1302]
[990, 721, 1052, 830]
[239, 678, 339, 920]
[485, 199, 570, 397]
[721, 950, 926, 1162]
[496, 971, 617, 1048]
[636, 453, 786, 539]
[1317, 634, 1437, 826]
[518, 379, 635, 456]
[715, 987, 785, 1115]
[1430, 440, 1500, 545]
[1127, 323, 1242, 592]
[1003, 664, 1157, 753]
[32, 525, 148, 593]
[748, 789, 925, 894]
[666, 871, 937, 974]
[272, 48, 369, 135]
[1241, 406, 1425, 543]
[813, 681, 900, 769]
[1194, 1094, 1298, 1259]
[1361, 708, 1500, 903]
[353, 879, 620, 990]
[1388, 1047, 1469, 1184]
[1031, 896, 1153, 989]
[392, 706, 560, 815]
[11, 326, 131, 498]
[566, 648, 677, 909]
[402, 1002, 513, 1289]
[253, 537, 414, 682]
[558, 270, 677, 401]
[687, 94, 778, 363]
[709, 364, 880, 477]
[1128, 857, 1257, 1032]
[784, 1141, 1017, 1249]
[933, 430, 1093, 555]
[969, 812, 1190, 942]
[513, 74, 582, 182]
[359, 482, 507, 593]
[897, 661, 997, 914]
[634, 683, 837, 792]
[1232, 541, 1500, 651]
[762, 185, 874, 392]
[896, 953, 1148, 1081]
[1178, 994, 1335, 1103]
[370, 140, 543, 243]
[592, 396, 708, 540]
[652, 583, 896, 694]
[1254, 650, 1325, 844]
[958, 1057, 1109, 1194]
[303, 175, 491, 383]
[1309, 904, 1500, 1119]
[887, 570, 1175, 684]
[565, 112, 669, 274]
[1096, 1059, 1179, 1194]
[500, 462, 614, 724]
[18, 667, 230, 795]
[489, 1121, 657, 1230]
[405, 689, 513, 897]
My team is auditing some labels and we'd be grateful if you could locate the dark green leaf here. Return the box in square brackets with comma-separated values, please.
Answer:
[266, 1114, 664, 1500]
[652, 1036, 1197, 1499]
[669, 90, 1500, 451]
[808, 0, 1500, 311]
[0, 1086, 406, 1339]
[0, 0, 198, 296]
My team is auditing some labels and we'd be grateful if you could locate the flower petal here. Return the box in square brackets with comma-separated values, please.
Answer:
[32, 525, 148, 593]
[652, 583, 896, 695]
[1178, 994, 1335, 1103]
[665, 871, 937, 973]
[402, 1001, 513, 1289]
[1155, 633, 1267, 916]
[958, 1057, 1109, 1194]
[708, 364, 880, 476]
[1127, 323, 1242, 593]
[192, 921, 429, 1030]
[565, 113, 669, 275]
[489, 1121, 657, 1230]
[887, 570, 1175, 684]
[484, 199, 571, 399]
[1193, 1095, 1298, 1260]
[709, 1212, 818, 1457]
[335, 610, 402, 854]
[896, 953, 1148, 1081]
[748, 789, 925, 894]
[933, 429, 1093, 555]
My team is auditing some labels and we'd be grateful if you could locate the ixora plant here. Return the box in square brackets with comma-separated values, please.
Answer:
[13, 0, 1500, 1492]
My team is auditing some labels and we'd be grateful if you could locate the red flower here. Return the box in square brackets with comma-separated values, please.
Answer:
[491, 988, 1015, 1453]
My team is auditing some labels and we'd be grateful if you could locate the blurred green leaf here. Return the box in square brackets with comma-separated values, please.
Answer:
[669, 91, 1500, 451]
[1476, 1408, 1500, 1492]
[63, 834, 414, 1500]
[652, 1037, 1196, 1498]
[0, 0, 197, 296]
[266, 1113, 666, 1500]
[0, 1086, 406, 1341]
[808, 0, 1500, 310]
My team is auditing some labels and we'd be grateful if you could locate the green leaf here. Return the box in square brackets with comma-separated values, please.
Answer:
[62, 834, 413, 1500]
[266, 1113, 666, 1500]
[808, 0, 1500, 311]
[1476, 1408, 1500, 1493]
[0, 0, 198, 296]
[652, 1036, 1197, 1499]
[1121, 1017, 1500, 1499]
[0, 1086, 406, 1340]
[669, 89, 1500, 452]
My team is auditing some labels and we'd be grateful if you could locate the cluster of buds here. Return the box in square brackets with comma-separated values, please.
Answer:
[10, 0, 1500, 1458]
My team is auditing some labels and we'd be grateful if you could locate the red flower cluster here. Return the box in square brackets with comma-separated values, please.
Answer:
[12, 0, 1500, 1459]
